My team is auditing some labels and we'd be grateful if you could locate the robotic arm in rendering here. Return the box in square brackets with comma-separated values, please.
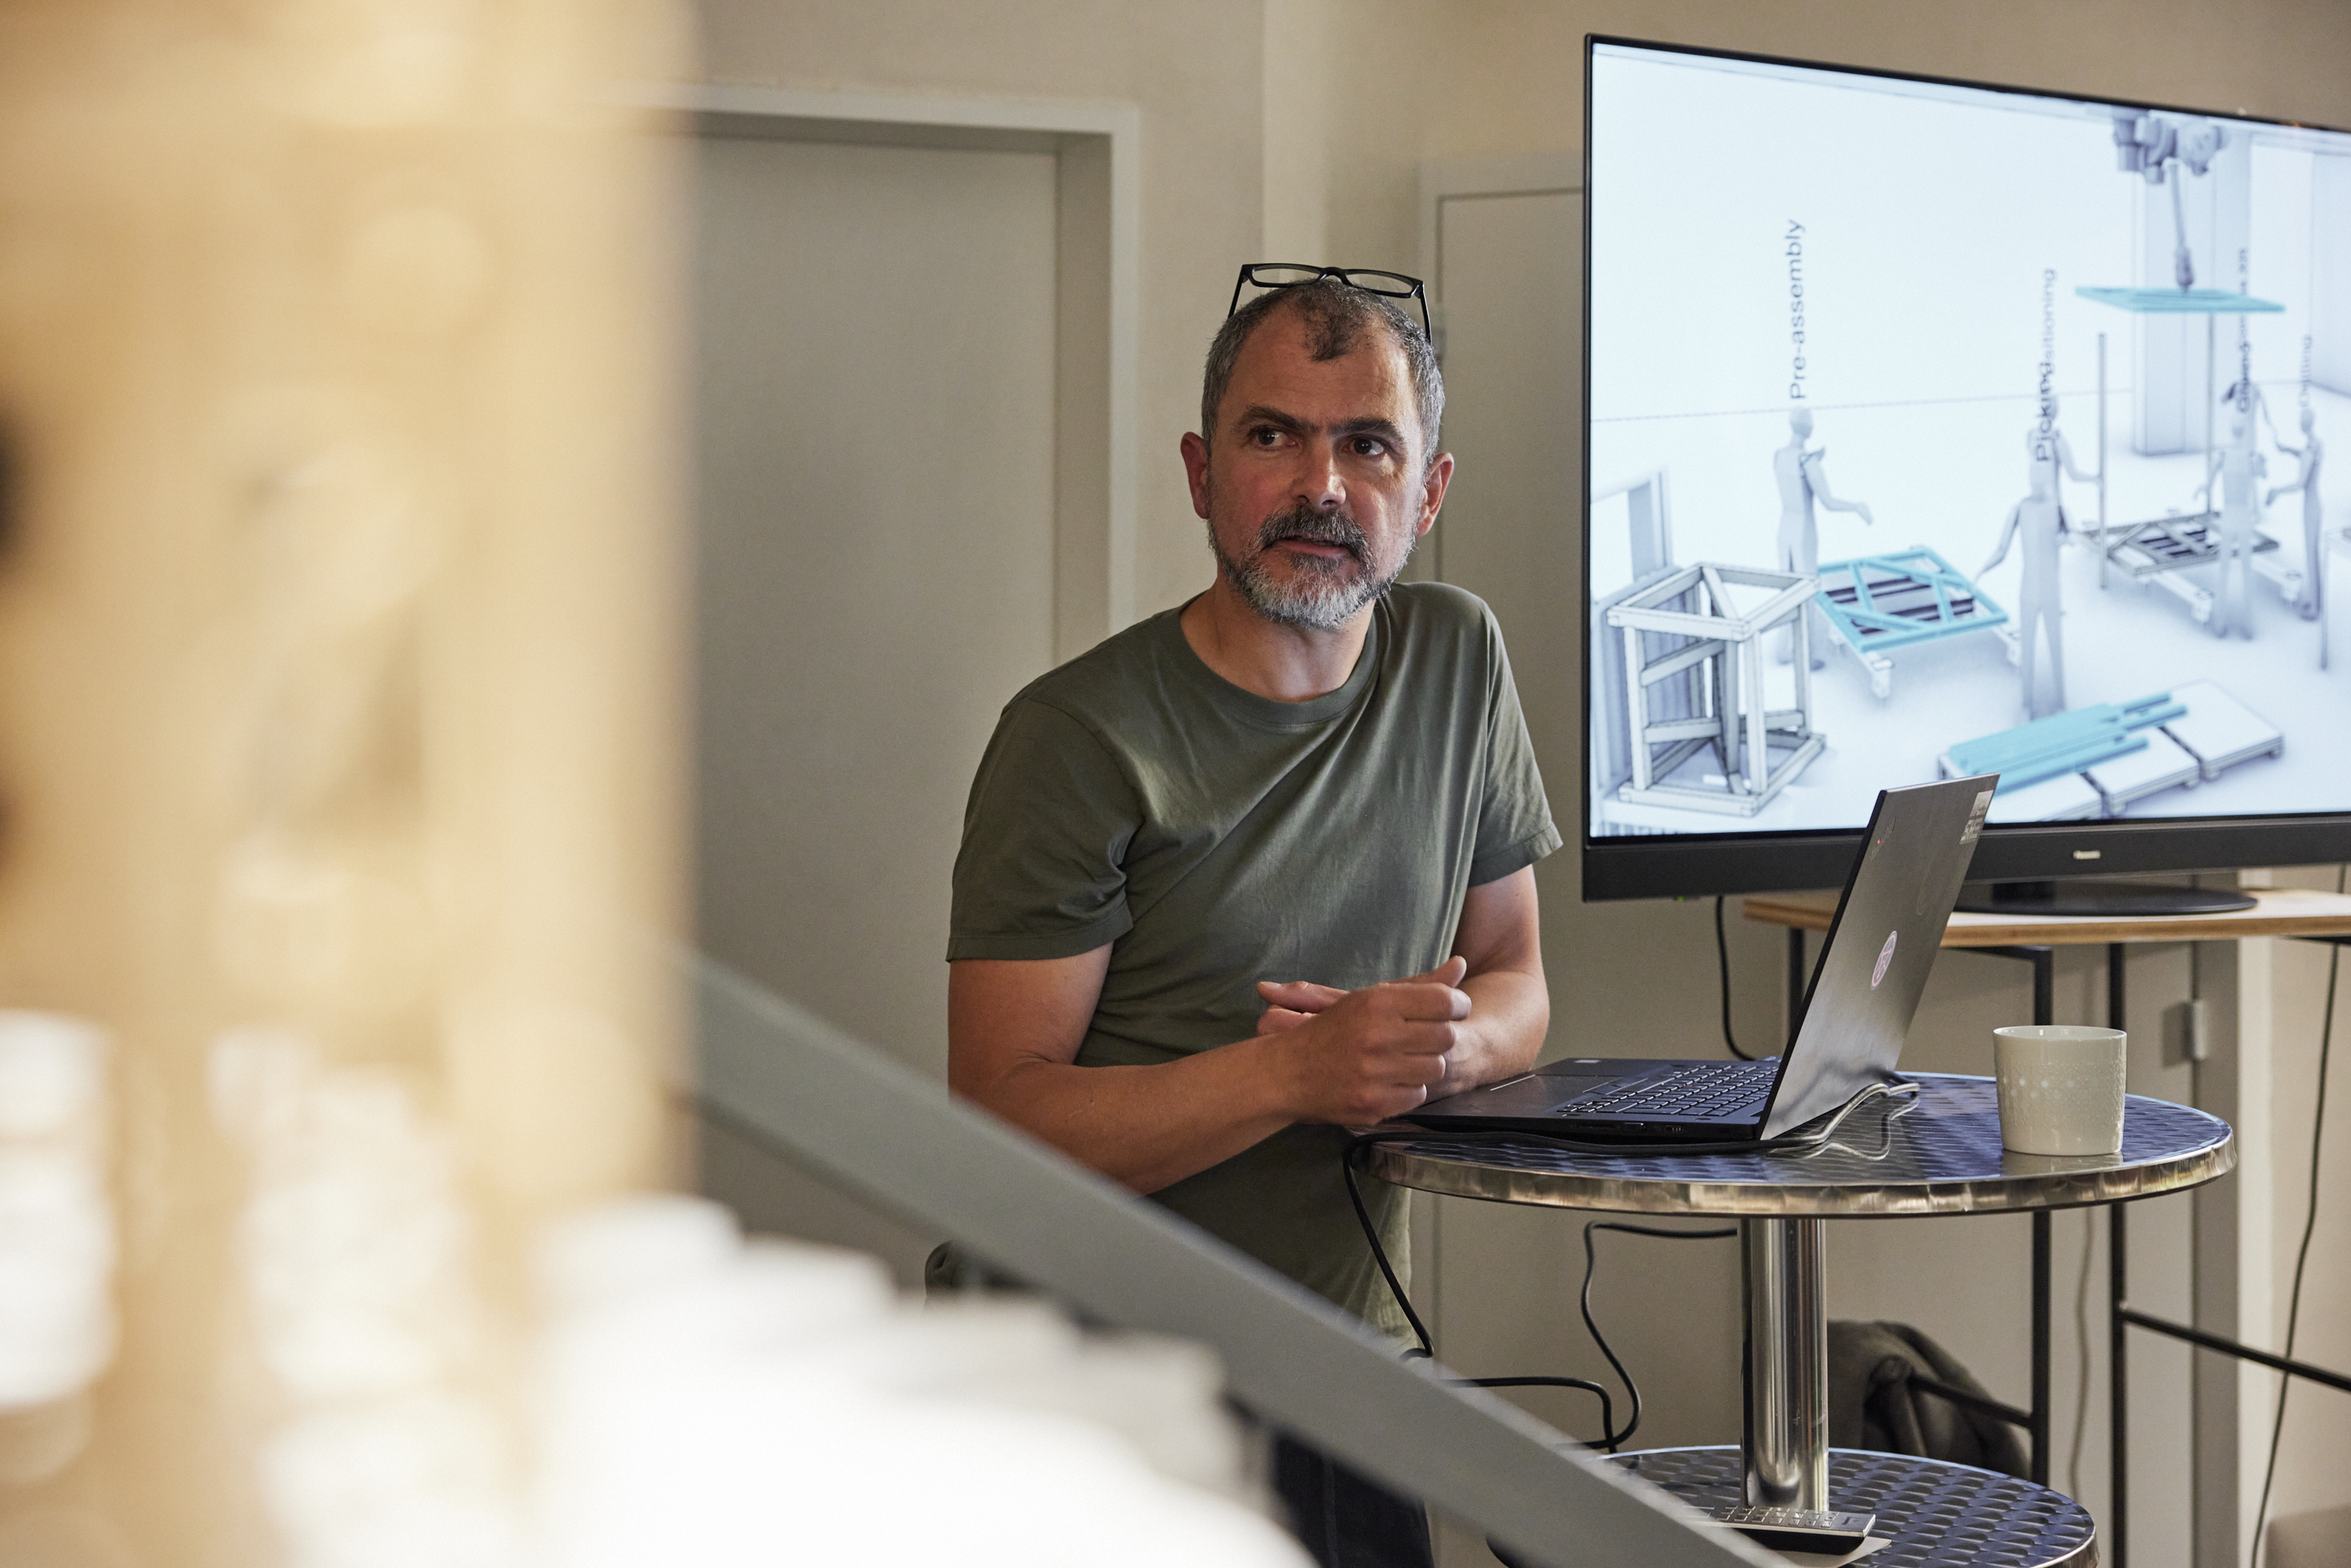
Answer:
[2110, 108, 2226, 292]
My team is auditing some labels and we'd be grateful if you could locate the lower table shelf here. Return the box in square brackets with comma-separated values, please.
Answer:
[1610, 1447, 2095, 1568]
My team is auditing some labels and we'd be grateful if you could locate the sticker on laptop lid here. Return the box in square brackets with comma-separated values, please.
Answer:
[1960, 788, 1994, 844]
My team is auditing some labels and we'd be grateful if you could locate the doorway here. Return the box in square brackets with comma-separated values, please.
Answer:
[685, 93, 1133, 1280]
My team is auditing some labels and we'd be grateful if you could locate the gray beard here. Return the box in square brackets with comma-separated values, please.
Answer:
[1211, 502, 1411, 631]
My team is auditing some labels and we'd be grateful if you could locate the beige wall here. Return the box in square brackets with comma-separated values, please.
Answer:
[694, 0, 1262, 620]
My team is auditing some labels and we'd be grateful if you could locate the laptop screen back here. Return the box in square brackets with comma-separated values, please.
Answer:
[1759, 776, 1995, 1139]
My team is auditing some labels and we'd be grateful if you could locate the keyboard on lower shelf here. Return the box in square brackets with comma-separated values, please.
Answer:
[1701, 1504, 1877, 1553]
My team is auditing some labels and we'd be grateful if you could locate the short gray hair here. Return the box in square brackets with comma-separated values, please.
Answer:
[1199, 280, 1444, 469]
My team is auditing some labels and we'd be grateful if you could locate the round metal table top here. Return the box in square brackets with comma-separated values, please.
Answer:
[1608, 1447, 2095, 1568]
[1363, 1073, 2231, 1218]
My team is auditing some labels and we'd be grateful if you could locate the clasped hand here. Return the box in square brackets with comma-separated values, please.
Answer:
[1253, 955, 1472, 1125]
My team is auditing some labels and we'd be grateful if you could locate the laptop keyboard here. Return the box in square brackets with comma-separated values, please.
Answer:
[1563, 1060, 1777, 1121]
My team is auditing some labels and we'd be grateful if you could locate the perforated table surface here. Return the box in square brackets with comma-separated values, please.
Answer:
[1611, 1448, 2096, 1568]
[1367, 1076, 2226, 1537]
[1360, 1073, 2233, 1217]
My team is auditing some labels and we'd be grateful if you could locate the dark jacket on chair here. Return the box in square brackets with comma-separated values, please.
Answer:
[1828, 1320, 2030, 1479]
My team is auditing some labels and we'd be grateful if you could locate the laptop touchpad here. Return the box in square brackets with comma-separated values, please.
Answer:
[1541, 1060, 1632, 1110]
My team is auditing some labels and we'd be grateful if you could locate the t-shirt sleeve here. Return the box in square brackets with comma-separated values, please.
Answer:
[1469, 609, 1563, 886]
[947, 697, 1141, 961]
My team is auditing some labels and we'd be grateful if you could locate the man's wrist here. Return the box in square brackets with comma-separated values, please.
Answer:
[1237, 1025, 1308, 1124]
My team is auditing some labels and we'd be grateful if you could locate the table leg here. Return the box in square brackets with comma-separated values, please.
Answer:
[1742, 1215, 1828, 1509]
[2032, 1210, 2051, 1484]
[2027, 945, 2053, 1486]
[2108, 941, 2128, 1568]
[2111, 1202, 2128, 1568]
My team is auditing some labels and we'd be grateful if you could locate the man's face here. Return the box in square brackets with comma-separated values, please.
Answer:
[1180, 310, 1449, 632]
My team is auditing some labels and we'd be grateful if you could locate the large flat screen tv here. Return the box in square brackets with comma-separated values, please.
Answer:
[1582, 36, 2351, 904]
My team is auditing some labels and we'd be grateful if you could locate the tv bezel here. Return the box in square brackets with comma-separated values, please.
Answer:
[1578, 34, 2351, 901]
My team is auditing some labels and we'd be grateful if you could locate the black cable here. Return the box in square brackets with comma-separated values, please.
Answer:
[2251, 864, 2346, 1568]
[1339, 1141, 1622, 1442]
[1460, 1377, 1617, 1447]
[1715, 896, 1759, 1060]
[1341, 1133, 1436, 1359]
[1334, 1089, 1916, 1450]
[1581, 1221, 1737, 1449]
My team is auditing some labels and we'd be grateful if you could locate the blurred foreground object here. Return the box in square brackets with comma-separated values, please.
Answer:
[0, 1014, 114, 1493]
[534, 1196, 1312, 1568]
[0, 5, 1316, 1564]
[0, 1016, 112, 1416]
[0, 0, 687, 1558]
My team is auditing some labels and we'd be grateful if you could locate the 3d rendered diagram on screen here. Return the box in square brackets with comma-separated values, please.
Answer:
[1587, 47, 2350, 840]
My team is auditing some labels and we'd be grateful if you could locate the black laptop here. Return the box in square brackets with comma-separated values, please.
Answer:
[1404, 774, 1998, 1143]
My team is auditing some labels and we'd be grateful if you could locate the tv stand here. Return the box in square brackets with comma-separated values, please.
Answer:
[1954, 878, 2255, 917]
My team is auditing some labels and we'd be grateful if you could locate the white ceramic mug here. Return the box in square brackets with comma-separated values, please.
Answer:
[1992, 1025, 2127, 1156]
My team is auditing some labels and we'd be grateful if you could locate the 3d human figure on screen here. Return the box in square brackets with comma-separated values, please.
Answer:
[2269, 403, 2327, 664]
[1773, 405, 1874, 666]
[1981, 421, 2089, 720]
[2200, 399, 2268, 639]
[2025, 408, 2097, 502]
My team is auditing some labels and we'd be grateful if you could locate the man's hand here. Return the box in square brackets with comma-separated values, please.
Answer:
[1254, 958, 1471, 1125]
[1260, 868, 1549, 1116]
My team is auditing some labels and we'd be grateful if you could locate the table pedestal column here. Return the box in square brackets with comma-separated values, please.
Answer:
[1742, 1216, 1828, 1509]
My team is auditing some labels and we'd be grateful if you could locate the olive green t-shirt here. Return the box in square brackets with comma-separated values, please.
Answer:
[947, 581, 1560, 1335]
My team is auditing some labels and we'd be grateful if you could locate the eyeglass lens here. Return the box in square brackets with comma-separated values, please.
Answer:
[1245, 265, 1418, 298]
[1331, 270, 1417, 298]
[1248, 264, 1336, 287]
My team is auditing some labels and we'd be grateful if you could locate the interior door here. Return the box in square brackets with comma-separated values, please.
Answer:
[692, 132, 1060, 1275]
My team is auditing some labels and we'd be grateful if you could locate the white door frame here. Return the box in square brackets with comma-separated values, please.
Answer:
[1417, 151, 1582, 362]
[651, 84, 1141, 658]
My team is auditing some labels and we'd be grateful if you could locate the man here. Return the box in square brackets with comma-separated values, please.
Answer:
[944, 274, 1559, 1566]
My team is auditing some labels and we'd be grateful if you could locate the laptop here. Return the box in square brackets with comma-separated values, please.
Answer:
[1404, 774, 1998, 1143]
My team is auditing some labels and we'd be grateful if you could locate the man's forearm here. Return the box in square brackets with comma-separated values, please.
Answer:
[959, 961, 1470, 1193]
[969, 1037, 1299, 1197]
